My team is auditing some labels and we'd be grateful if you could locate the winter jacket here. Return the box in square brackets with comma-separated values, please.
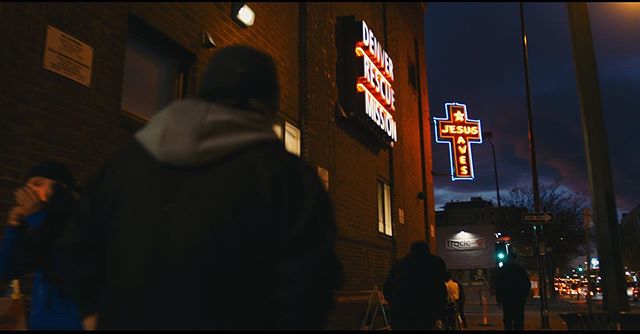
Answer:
[0, 187, 82, 330]
[383, 250, 448, 329]
[57, 99, 343, 330]
[495, 261, 531, 306]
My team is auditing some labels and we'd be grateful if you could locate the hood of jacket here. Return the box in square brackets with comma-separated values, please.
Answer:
[135, 99, 279, 166]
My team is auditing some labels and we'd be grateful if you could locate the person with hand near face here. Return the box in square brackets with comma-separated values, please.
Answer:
[0, 161, 82, 330]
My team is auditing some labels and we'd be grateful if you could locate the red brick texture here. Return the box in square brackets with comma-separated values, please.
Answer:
[0, 2, 434, 329]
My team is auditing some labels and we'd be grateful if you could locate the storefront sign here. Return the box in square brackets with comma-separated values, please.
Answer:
[355, 21, 397, 144]
[42, 25, 93, 87]
[446, 237, 486, 251]
[437, 225, 496, 270]
[336, 16, 398, 147]
[433, 103, 482, 181]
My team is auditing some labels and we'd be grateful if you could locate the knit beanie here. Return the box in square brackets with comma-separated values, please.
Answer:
[24, 161, 76, 190]
[197, 45, 279, 113]
[410, 241, 430, 254]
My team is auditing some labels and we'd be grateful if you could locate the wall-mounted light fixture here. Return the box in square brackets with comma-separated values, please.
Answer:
[231, 2, 255, 28]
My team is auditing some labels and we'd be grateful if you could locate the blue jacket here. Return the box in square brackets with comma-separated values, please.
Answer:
[0, 210, 82, 330]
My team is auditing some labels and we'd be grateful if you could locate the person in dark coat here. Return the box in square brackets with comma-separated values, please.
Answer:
[0, 161, 82, 330]
[56, 45, 343, 330]
[383, 241, 448, 330]
[495, 253, 531, 331]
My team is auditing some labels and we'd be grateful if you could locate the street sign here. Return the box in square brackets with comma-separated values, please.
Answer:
[522, 212, 554, 224]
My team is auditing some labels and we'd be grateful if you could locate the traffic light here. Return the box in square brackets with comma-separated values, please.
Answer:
[496, 242, 507, 267]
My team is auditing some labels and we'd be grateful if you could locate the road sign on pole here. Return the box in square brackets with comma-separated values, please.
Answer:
[522, 212, 554, 224]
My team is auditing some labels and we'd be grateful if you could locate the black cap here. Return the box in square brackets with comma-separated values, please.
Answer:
[197, 45, 279, 113]
[24, 161, 76, 190]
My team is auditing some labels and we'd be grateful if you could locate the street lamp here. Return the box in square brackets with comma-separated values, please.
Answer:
[483, 131, 501, 207]
[519, 2, 550, 329]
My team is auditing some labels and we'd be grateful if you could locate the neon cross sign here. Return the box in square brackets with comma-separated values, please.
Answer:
[433, 103, 483, 181]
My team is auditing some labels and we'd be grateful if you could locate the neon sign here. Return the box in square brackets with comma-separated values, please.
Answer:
[354, 21, 398, 144]
[433, 103, 482, 181]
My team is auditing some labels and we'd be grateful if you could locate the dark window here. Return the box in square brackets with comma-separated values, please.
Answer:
[408, 57, 418, 92]
[121, 15, 195, 123]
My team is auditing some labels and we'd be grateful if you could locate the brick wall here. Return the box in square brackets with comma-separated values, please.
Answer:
[0, 2, 432, 329]
[0, 1, 300, 223]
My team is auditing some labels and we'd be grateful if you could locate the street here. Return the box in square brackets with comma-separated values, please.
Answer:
[463, 297, 640, 331]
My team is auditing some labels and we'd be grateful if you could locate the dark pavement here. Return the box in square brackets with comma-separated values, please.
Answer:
[462, 296, 640, 331]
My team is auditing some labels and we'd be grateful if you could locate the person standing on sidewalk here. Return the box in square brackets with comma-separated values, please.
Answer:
[495, 253, 531, 331]
[383, 241, 448, 330]
[445, 273, 466, 329]
[57, 45, 343, 330]
[0, 161, 83, 330]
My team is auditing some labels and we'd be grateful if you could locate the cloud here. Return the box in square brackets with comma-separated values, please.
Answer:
[426, 2, 640, 215]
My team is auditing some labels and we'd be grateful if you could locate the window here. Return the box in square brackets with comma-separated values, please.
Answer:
[408, 57, 418, 92]
[378, 180, 392, 236]
[273, 121, 301, 156]
[284, 122, 301, 156]
[120, 15, 194, 123]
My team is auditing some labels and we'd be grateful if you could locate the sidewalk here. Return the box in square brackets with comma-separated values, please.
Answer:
[461, 298, 584, 331]
[463, 307, 567, 331]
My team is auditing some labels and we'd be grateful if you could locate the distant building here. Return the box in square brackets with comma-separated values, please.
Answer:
[435, 197, 528, 305]
[620, 203, 640, 271]
[436, 197, 527, 232]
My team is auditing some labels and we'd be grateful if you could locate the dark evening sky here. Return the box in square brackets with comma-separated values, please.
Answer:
[424, 2, 640, 217]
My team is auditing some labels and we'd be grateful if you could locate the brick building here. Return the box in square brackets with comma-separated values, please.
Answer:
[0, 2, 435, 329]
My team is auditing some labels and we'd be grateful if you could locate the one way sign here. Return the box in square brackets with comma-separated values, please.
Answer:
[522, 212, 554, 224]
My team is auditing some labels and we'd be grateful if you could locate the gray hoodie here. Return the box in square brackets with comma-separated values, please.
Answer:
[135, 99, 280, 166]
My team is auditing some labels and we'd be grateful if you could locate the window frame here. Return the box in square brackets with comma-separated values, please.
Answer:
[377, 179, 393, 237]
[120, 14, 196, 129]
[273, 119, 301, 157]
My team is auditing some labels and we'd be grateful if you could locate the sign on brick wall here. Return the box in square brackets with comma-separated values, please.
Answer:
[437, 224, 496, 270]
[336, 16, 398, 148]
[42, 25, 94, 87]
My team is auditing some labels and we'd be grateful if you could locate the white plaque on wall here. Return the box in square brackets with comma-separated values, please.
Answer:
[42, 25, 94, 87]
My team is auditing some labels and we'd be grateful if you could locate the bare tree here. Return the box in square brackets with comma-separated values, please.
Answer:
[500, 179, 595, 273]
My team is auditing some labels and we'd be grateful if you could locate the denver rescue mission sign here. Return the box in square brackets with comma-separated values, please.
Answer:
[337, 16, 398, 147]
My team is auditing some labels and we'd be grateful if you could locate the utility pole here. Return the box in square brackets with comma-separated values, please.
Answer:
[518, 2, 550, 329]
[483, 132, 501, 207]
[584, 208, 593, 313]
[567, 2, 629, 313]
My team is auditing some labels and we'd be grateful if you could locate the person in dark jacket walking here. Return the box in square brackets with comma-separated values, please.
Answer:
[383, 241, 448, 330]
[495, 253, 531, 331]
[0, 161, 82, 330]
[56, 45, 343, 330]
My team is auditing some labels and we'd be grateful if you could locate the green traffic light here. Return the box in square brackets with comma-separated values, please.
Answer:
[497, 253, 505, 259]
